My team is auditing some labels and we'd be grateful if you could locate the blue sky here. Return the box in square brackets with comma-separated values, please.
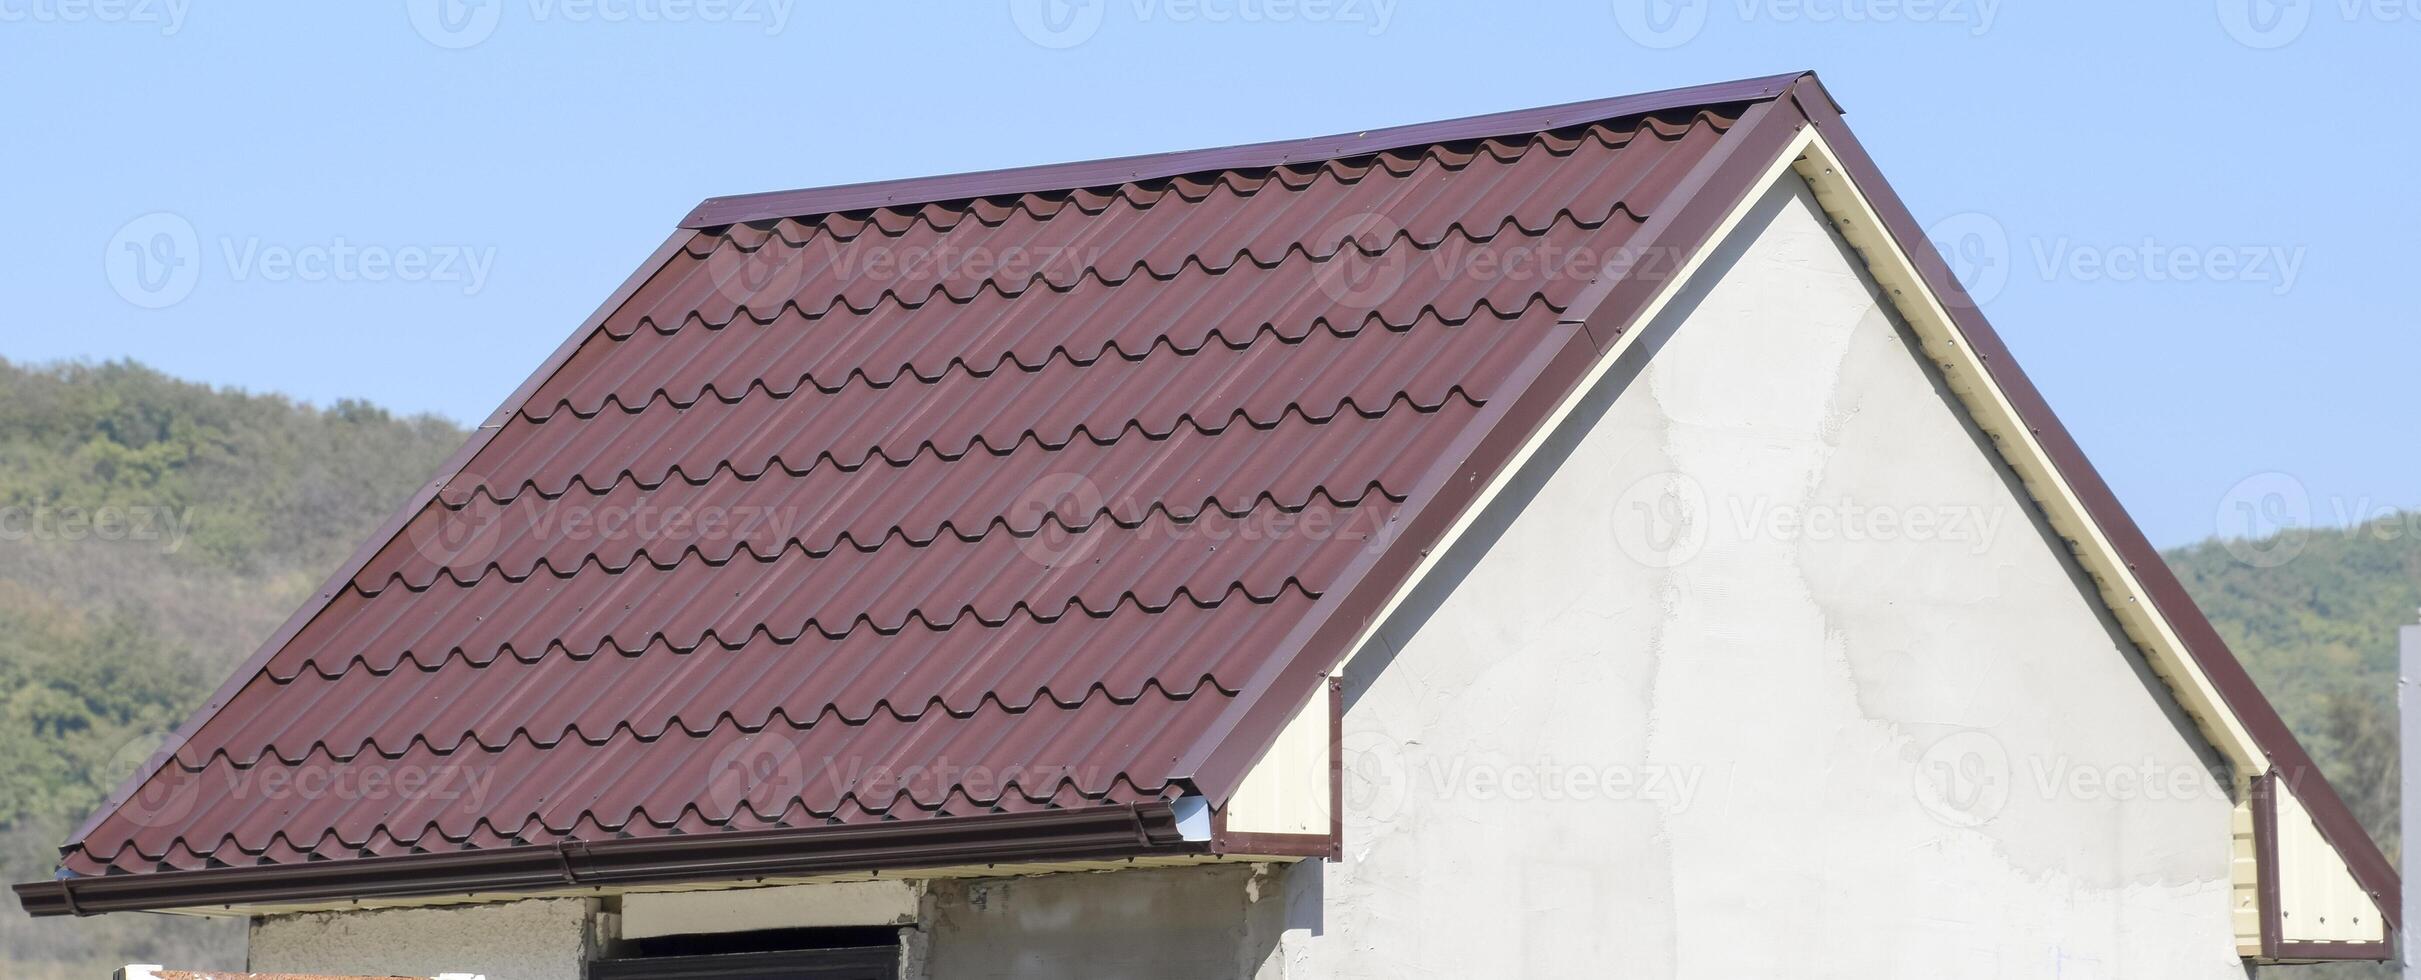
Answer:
[2, 1, 2412, 548]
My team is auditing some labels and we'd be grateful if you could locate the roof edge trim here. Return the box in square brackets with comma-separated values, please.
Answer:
[679, 72, 1809, 229]
[18, 804, 1189, 918]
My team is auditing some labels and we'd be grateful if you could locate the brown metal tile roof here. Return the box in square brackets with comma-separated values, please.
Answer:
[52, 78, 1772, 882]
[26, 72, 2397, 937]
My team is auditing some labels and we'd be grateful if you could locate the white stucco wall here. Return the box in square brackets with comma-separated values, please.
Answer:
[249, 896, 594, 980]
[1260, 177, 2245, 978]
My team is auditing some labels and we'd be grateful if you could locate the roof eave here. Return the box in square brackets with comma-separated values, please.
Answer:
[16, 803, 1193, 918]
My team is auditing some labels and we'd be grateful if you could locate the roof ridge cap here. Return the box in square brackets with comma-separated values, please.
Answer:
[681, 72, 1808, 229]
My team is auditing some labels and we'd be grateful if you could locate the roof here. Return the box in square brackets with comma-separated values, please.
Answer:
[18, 73, 2398, 938]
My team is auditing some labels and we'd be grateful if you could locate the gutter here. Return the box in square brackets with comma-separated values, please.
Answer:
[16, 803, 1192, 918]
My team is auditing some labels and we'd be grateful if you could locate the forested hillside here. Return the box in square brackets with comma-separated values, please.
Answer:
[0, 358, 2408, 976]
[0, 359, 463, 978]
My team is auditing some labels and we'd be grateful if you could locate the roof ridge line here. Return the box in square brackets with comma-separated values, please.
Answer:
[682, 73, 1805, 228]
[683, 109, 1727, 252]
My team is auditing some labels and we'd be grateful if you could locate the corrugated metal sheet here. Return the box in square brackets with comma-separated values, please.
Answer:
[59, 93, 1765, 878]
